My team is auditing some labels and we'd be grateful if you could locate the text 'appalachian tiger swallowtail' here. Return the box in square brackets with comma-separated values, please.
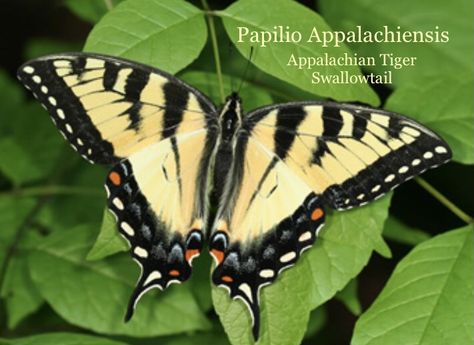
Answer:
[17, 53, 451, 340]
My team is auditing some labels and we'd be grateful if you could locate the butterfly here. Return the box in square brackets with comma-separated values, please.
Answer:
[17, 53, 451, 340]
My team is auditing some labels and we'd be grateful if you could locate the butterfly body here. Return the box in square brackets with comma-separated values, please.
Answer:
[17, 53, 451, 341]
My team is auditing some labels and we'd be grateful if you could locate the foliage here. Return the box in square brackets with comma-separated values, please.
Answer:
[0, 0, 472, 345]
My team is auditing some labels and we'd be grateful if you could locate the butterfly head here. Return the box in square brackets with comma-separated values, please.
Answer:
[219, 93, 243, 141]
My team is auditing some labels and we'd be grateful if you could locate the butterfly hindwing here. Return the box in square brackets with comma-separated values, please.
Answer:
[210, 135, 326, 339]
[107, 129, 216, 319]
[17, 53, 217, 164]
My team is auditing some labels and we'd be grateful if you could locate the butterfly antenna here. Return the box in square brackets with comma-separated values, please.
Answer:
[228, 41, 235, 93]
[237, 46, 254, 94]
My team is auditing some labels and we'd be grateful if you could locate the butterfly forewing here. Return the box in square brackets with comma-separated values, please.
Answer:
[17, 53, 217, 164]
[246, 102, 452, 209]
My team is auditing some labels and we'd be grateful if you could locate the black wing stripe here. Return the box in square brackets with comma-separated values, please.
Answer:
[71, 56, 86, 77]
[352, 111, 368, 139]
[103, 61, 121, 90]
[124, 69, 149, 130]
[162, 82, 189, 139]
[322, 106, 343, 137]
[274, 106, 306, 159]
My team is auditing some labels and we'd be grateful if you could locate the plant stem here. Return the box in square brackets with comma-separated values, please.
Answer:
[415, 177, 473, 224]
[201, 0, 225, 103]
[0, 185, 103, 198]
[104, 0, 113, 11]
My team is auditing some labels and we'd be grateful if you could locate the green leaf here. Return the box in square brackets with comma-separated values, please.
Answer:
[213, 257, 314, 345]
[188, 250, 213, 312]
[0, 71, 64, 185]
[64, 0, 124, 23]
[352, 226, 474, 345]
[383, 216, 431, 246]
[24, 38, 81, 60]
[84, 0, 207, 74]
[319, 0, 474, 86]
[0, 196, 44, 328]
[180, 71, 273, 110]
[29, 224, 210, 336]
[213, 195, 392, 345]
[3, 332, 129, 345]
[0, 72, 65, 185]
[0, 70, 22, 114]
[304, 306, 327, 339]
[162, 330, 231, 345]
[87, 209, 128, 261]
[219, 0, 379, 105]
[37, 162, 106, 232]
[335, 279, 361, 315]
[0, 196, 36, 267]
[0, 138, 43, 186]
[385, 75, 474, 164]
[308, 194, 392, 309]
[1, 252, 43, 329]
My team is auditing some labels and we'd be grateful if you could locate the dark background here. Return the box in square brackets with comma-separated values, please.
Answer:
[0, 1, 472, 344]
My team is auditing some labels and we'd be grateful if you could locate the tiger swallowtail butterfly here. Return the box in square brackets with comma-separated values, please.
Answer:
[17, 53, 451, 340]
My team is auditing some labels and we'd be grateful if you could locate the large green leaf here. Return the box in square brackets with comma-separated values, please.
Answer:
[213, 194, 391, 345]
[3, 332, 129, 345]
[84, 0, 207, 74]
[319, 0, 474, 86]
[352, 226, 474, 345]
[29, 224, 210, 336]
[219, 0, 379, 105]
[385, 75, 474, 164]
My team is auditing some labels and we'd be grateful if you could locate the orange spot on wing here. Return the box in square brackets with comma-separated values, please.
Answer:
[222, 275, 233, 283]
[185, 249, 200, 263]
[311, 208, 324, 221]
[168, 270, 180, 277]
[211, 249, 225, 265]
[109, 171, 121, 186]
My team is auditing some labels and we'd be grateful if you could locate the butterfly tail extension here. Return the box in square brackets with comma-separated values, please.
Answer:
[106, 160, 205, 320]
[210, 193, 325, 341]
